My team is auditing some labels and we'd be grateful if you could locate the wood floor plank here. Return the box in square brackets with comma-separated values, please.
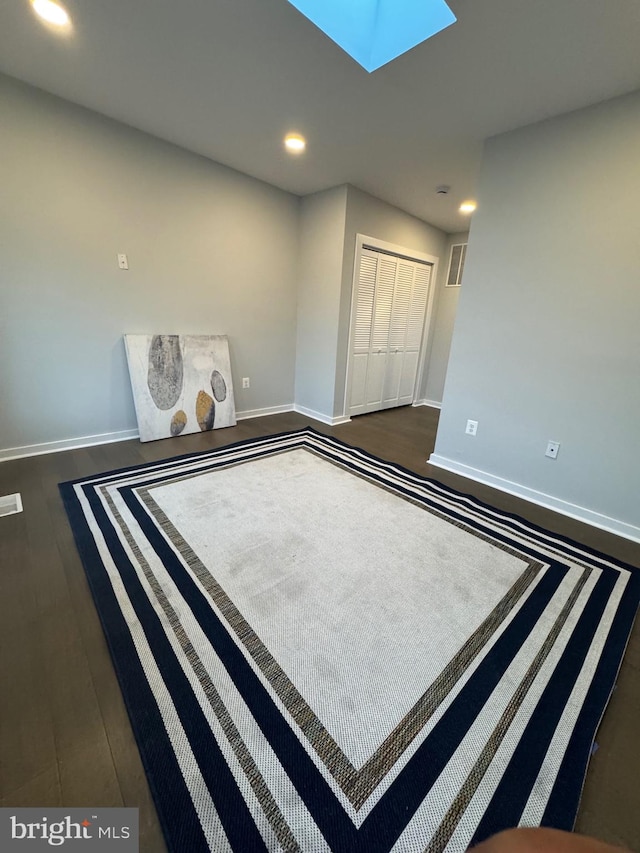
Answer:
[57, 739, 124, 807]
[0, 484, 59, 797]
[20, 456, 119, 779]
[1, 766, 62, 808]
[0, 620, 59, 797]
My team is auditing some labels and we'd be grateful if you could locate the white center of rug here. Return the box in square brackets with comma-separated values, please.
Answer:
[149, 448, 527, 768]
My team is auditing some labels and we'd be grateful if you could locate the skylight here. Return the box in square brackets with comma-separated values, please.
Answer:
[286, 0, 456, 72]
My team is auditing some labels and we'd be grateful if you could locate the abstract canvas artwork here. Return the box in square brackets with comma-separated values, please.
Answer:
[124, 334, 236, 442]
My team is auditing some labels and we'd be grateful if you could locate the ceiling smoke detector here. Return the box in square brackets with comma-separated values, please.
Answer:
[436, 185, 451, 195]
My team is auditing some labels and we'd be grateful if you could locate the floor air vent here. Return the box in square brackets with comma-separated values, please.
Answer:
[0, 493, 23, 517]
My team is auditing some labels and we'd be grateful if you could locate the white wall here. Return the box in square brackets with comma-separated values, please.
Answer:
[432, 91, 640, 538]
[0, 75, 299, 454]
[294, 187, 348, 420]
[0, 74, 480, 457]
[421, 231, 469, 406]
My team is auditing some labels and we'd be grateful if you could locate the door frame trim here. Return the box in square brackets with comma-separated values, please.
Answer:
[343, 234, 440, 419]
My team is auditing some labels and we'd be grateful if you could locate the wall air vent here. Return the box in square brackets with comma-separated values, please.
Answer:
[0, 493, 23, 517]
[446, 242, 467, 287]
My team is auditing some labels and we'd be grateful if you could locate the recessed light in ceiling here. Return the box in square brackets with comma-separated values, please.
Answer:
[31, 0, 71, 27]
[459, 200, 477, 214]
[284, 133, 306, 154]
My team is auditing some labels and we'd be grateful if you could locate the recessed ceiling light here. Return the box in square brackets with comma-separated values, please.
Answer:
[459, 200, 477, 214]
[284, 133, 306, 154]
[31, 0, 70, 27]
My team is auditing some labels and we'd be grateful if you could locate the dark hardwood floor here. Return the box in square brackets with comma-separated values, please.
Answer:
[0, 406, 638, 851]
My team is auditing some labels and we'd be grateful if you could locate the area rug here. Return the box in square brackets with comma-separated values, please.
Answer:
[60, 428, 639, 853]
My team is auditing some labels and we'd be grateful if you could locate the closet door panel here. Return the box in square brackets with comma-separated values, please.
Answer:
[388, 263, 413, 350]
[350, 353, 369, 412]
[348, 252, 378, 416]
[353, 254, 377, 351]
[406, 265, 431, 351]
[371, 258, 396, 350]
[382, 350, 403, 406]
[365, 351, 386, 408]
[399, 350, 420, 403]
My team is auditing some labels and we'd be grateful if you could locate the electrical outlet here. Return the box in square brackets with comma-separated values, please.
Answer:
[465, 419, 478, 436]
[242, 377, 250, 389]
[545, 440, 560, 459]
[117, 253, 129, 270]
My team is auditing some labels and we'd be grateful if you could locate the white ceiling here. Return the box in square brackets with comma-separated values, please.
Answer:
[2, 0, 640, 233]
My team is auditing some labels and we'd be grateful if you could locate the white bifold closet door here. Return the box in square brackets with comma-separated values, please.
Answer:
[349, 248, 432, 416]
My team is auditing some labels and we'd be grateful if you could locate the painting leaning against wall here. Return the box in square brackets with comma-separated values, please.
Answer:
[124, 334, 236, 442]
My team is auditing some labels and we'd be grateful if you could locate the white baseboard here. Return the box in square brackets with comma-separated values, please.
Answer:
[0, 429, 140, 463]
[413, 399, 442, 410]
[428, 454, 640, 544]
[235, 404, 294, 421]
[0, 404, 347, 463]
[293, 405, 352, 426]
